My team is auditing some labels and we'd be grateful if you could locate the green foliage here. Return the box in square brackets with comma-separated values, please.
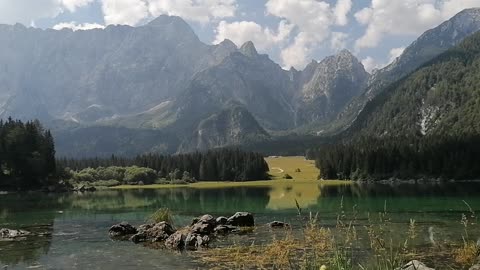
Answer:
[146, 208, 173, 224]
[0, 118, 56, 189]
[59, 149, 270, 182]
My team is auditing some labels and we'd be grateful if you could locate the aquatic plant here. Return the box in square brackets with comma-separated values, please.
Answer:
[146, 208, 174, 224]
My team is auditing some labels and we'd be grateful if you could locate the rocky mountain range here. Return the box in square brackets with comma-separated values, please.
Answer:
[2, 8, 480, 156]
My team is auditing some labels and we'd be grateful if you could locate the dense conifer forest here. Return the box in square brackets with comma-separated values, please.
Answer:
[58, 149, 270, 182]
[0, 118, 56, 189]
[308, 135, 480, 181]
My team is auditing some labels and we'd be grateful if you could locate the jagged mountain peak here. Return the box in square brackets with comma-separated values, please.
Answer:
[147, 15, 188, 27]
[239, 41, 258, 57]
[216, 39, 238, 50]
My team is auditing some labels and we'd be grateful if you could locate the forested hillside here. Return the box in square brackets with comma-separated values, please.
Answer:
[310, 31, 480, 181]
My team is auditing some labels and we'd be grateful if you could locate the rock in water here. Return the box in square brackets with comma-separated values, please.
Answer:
[191, 214, 216, 235]
[109, 222, 137, 238]
[0, 228, 31, 239]
[400, 261, 434, 270]
[216, 216, 228, 225]
[214, 225, 240, 234]
[165, 231, 187, 250]
[227, 212, 254, 227]
[130, 222, 175, 243]
[267, 221, 290, 228]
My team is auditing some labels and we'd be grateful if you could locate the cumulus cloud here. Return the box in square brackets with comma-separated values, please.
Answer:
[330, 32, 348, 51]
[388, 47, 406, 63]
[355, 0, 480, 50]
[100, 0, 237, 26]
[266, 0, 353, 69]
[213, 20, 293, 51]
[101, 0, 149, 26]
[148, 0, 236, 24]
[53, 21, 105, 31]
[362, 46, 407, 73]
[0, 0, 94, 25]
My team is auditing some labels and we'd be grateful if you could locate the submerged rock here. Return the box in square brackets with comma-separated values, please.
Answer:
[0, 228, 31, 239]
[214, 225, 240, 234]
[400, 260, 434, 270]
[267, 221, 290, 228]
[227, 212, 254, 227]
[130, 222, 175, 243]
[109, 222, 137, 238]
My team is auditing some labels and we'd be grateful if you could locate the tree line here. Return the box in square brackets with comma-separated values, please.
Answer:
[0, 118, 56, 189]
[58, 148, 270, 182]
[307, 135, 480, 181]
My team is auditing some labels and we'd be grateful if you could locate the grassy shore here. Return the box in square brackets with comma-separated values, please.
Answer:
[110, 156, 351, 190]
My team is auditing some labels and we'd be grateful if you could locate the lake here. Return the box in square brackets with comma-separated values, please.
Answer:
[1, 182, 480, 269]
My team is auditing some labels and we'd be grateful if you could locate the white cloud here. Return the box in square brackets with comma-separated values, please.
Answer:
[53, 21, 105, 31]
[101, 0, 149, 26]
[61, 0, 94, 12]
[361, 56, 380, 73]
[0, 0, 94, 25]
[330, 32, 348, 51]
[148, 0, 236, 24]
[100, 0, 237, 26]
[213, 20, 293, 51]
[362, 46, 407, 73]
[265, 0, 353, 69]
[355, 0, 480, 50]
[388, 47, 406, 63]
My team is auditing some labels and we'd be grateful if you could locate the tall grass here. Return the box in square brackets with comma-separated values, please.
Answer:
[146, 208, 174, 224]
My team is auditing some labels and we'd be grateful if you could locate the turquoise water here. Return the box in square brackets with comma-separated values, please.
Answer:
[1, 182, 480, 269]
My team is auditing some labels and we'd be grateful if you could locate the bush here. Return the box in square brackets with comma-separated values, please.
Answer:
[147, 208, 174, 224]
[124, 166, 157, 184]
[91, 179, 121, 187]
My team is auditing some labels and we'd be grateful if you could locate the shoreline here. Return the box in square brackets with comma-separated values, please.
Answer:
[109, 179, 352, 190]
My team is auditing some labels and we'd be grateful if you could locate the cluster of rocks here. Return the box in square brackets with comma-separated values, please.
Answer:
[0, 228, 31, 240]
[109, 212, 290, 251]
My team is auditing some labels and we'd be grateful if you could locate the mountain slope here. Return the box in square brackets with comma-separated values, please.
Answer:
[329, 8, 480, 135]
[347, 31, 480, 137]
[0, 16, 235, 122]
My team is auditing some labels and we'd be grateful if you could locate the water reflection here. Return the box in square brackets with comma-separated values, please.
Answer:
[1, 182, 480, 268]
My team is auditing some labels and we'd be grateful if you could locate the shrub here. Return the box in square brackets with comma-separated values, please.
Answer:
[124, 166, 157, 184]
[146, 208, 174, 224]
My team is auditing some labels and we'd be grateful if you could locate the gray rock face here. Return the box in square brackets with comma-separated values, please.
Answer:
[0, 228, 31, 239]
[216, 216, 228, 225]
[227, 212, 254, 227]
[108, 222, 137, 238]
[296, 49, 369, 127]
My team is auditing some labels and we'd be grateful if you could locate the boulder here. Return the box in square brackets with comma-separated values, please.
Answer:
[214, 225, 240, 234]
[400, 261, 434, 270]
[165, 231, 186, 250]
[191, 214, 216, 235]
[227, 212, 254, 227]
[130, 222, 175, 243]
[216, 216, 228, 225]
[267, 221, 290, 228]
[0, 228, 31, 239]
[185, 233, 210, 250]
[109, 222, 137, 238]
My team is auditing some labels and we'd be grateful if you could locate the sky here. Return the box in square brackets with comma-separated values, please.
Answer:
[1, 0, 480, 72]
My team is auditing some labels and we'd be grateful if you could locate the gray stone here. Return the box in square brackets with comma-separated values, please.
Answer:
[0, 228, 31, 239]
[267, 221, 290, 228]
[165, 231, 186, 250]
[214, 225, 240, 234]
[130, 222, 175, 243]
[108, 222, 137, 238]
[227, 212, 254, 227]
[400, 260, 434, 270]
[216, 216, 228, 225]
[191, 214, 216, 235]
